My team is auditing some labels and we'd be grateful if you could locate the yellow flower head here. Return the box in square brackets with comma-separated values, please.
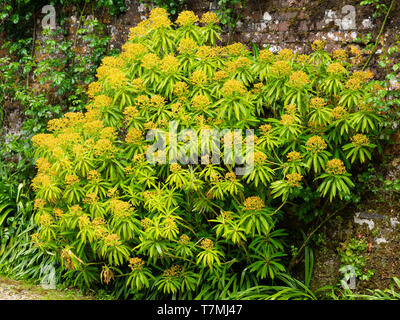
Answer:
[221, 79, 247, 95]
[178, 37, 198, 55]
[332, 106, 347, 120]
[121, 42, 148, 60]
[34, 198, 46, 210]
[287, 151, 302, 162]
[39, 213, 54, 227]
[179, 234, 190, 244]
[195, 46, 219, 59]
[296, 54, 309, 65]
[332, 49, 347, 61]
[310, 97, 326, 109]
[160, 54, 180, 73]
[254, 151, 267, 165]
[173, 82, 189, 97]
[92, 95, 112, 109]
[190, 70, 208, 86]
[200, 238, 214, 250]
[351, 134, 370, 149]
[141, 53, 161, 69]
[86, 81, 103, 98]
[78, 215, 91, 228]
[286, 173, 302, 187]
[327, 62, 346, 74]
[305, 136, 327, 153]
[109, 199, 132, 217]
[243, 196, 265, 211]
[345, 77, 363, 90]
[201, 11, 219, 24]
[258, 49, 274, 63]
[65, 174, 80, 187]
[129, 20, 151, 39]
[192, 95, 211, 112]
[175, 11, 199, 26]
[277, 48, 294, 61]
[271, 60, 292, 77]
[288, 71, 310, 88]
[259, 124, 272, 135]
[170, 163, 182, 173]
[325, 159, 346, 175]
[213, 70, 228, 81]
[311, 40, 326, 51]
[280, 114, 295, 125]
[35, 158, 51, 173]
[225, 172, 237, 181]
[150, 14, 172, 29]
[88, 170, 101, 181]
[125, 128, 143, 145]
[123, 106, 139, 122]
[83, 192, 99, 205]
[94, 138, 117, 157]
[150, 95, 166, 108]
[104, 234, 121, 247]
[284, 104, 297, 115]
[225, 42, 248, 56]
[129, 257, 145, 271]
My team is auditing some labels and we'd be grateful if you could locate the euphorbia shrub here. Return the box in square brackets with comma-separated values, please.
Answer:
[31, 8, 383, 298]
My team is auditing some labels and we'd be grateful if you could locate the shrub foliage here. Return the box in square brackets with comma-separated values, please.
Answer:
[30, 8, 383, 298]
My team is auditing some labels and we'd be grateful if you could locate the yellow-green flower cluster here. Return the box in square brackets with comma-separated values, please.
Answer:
[287, 151, 302, 162]
[271, 60, 291, 77]
[351, 134, 370, 149]
[192, 95, 211, 112]
[179, 234, 191, 244]
[104, 234, 122, 247]
[65, 174, 80, 187]
[332, 106, 347, 120]
[170, 163, 182, 173]
[332, 49, 347, 61]
[259, 124, 272, 135]
[200, 238, 214, 250]
[286, 173, 302, 187]
[280, 114, 295, 125]
[190, 70, 208, 86]
[160, 54, 180, 73]
[221, 79, 247, 95]
[277, 48, 294, 61]
[123, 106, 139, 122]
[325, 159, 347, 175]
[288, 71, 310, 88]
[310, 97, 326, 109]
[125, 128, 143, 145]
[254, 151, 267, 165]
[175, 10, 199, 26]
[178, 38, 198, 54]
[142, 53, 160, 69]
[258, 49, 274, 63]
[311, 40, 326, 51]
[327, 62, 346, 74]
[39, 213, 54, 227]
[200, 12, 219, 24]
[225, 172, 237, 181]
[129, 257, 145, 271]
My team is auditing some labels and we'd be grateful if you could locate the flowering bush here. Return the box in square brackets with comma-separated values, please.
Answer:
[30, 8, 384, 298]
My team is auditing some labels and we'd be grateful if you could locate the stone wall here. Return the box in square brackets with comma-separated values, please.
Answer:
[100, 0, 400, 54]
[54, 0, 400, 57]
